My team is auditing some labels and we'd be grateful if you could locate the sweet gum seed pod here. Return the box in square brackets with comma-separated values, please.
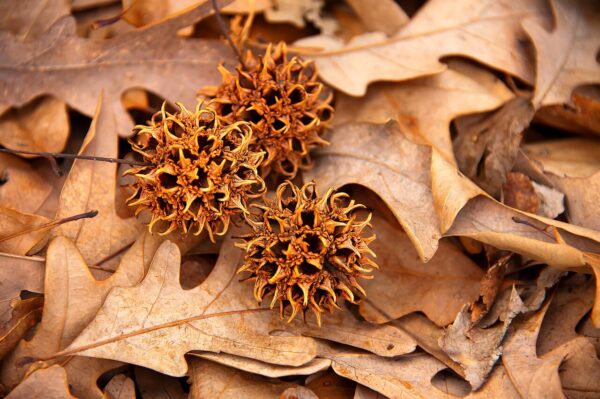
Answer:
[125, 102, 266, 241]
[199, 42, 334, 178]
[236, 181, 377, 326]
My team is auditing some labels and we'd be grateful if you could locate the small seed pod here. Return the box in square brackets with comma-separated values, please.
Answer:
[199, 42, 334, 178]
[237, 181, 377, 326]
[125, 102, 266, 241]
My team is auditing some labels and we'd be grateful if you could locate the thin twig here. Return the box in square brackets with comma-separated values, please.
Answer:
[0, 210, 99, 243]
[211, 0, 246, 68]
[0, 148, 151, 167]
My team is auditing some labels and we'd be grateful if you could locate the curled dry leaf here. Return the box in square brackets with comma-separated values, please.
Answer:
[189, 358, 318, 399]
[190, 352, 332, 378]
[0, 0, 234, 136]
[523, 0, 600, 107]
[358, 215, 483, 327]
[5, 365, 76, 399]
[53, 94, 140, 269]
[1, 233, 160, 398]
[334, 67, 514, 163]
[295, 0, 545, 95]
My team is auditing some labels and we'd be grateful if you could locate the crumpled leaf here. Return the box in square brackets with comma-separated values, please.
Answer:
[295, 0, 545, 95]
[188, 358, 318, 399]
[334, 66, 513, 163]
[0, 253, 43, 325]
[359, 215, 483, 327]
[265, 0, 337, 35]
[53, 94, 140, 269]
[0, 0, 234, 136]
[523, 0, 600, 107]
[5, 365, 76, 399]
[0, 207, 50, 255]
[307, 121, 440, 261]
[1, 233, 160, 398]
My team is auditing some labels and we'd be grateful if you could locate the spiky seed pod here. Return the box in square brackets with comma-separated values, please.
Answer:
[236, 181, 377, 326]
[125, 102, 266, 241]
[199, 42, 334, 178]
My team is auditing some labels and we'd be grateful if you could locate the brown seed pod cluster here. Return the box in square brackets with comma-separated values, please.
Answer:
[125, 102, 266, 240]
[199, 42, 334, 178]
[237, 181, 377, 325]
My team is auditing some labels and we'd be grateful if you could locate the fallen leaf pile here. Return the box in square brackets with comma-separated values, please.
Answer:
[1, 0, 599, 398]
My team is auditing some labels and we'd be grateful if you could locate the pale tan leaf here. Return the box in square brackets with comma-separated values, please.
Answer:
[0, 96, 69, 155]
[0, 154, 56, 214]
[334, 67, 513, 163]
[5, 365, 75, 399]
[0, 207, 50, 255]
[265, 0, 337, 34]
[0, 233, 160, 398]
[190, 352, 332, 378]
[0, 253, 43, 325]
[550, 337, 600, 398]
[295, 0, 545, 95]
[306, 121, 440, 261]
[103, 374, 135, 399]
[53, 94, 140, 268]
[523, 0, 600, 107]
[188, 358, 317, 399]
[502, 301, 565, 399]
[0, 297, 42, 359]
[63, 238, 318, 376]
[0, 1, 234, 136]
[320, 342, 451, 399]
[345, 0, 408, 36]
[359, 215, 483, 327]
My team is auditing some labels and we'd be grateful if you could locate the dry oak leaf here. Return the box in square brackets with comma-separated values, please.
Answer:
[523, 138, 600, 232]
[305, 370, 357, 399]
[550, 337, 600, 399]
[52, 94, 140, 269]
[189, 358, 318, 399]
[306, 120, 441, 261]
[0, 253, 43, 325]
[0, 297, 43, 360]
[334, 66, 513, 164]
[0, 154, 56, 214]
[103, 374, 136, 399]
[0, 207, 50, 255]
[190, 352, 331, 378]
[464, 365, 520, 399]
[501, 300, 565, 399]
[0, 233, 160, 398]
[294, 0, 546, 96]
[0, 0, 70, 40]
[358, 215, 483, 327]
[523, 0, 600, 107]
[5, 365, 76, 399]
[345, 0, 409, 36]
[0, 96, 69, 155]
[0, 0, 234, 137]
[62, 237, 319, 377]
[265, 0, 337, 35]
[319, 342, 451, 399]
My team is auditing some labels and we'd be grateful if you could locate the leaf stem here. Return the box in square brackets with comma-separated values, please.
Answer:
[211, 0, 246, 68]
[0, 148, 151, 166]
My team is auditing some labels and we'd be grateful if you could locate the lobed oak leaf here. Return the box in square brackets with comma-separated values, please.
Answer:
[295, 0, 546, 96]
[0, 0, 235, 137]
[1, 233, 161, 398]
